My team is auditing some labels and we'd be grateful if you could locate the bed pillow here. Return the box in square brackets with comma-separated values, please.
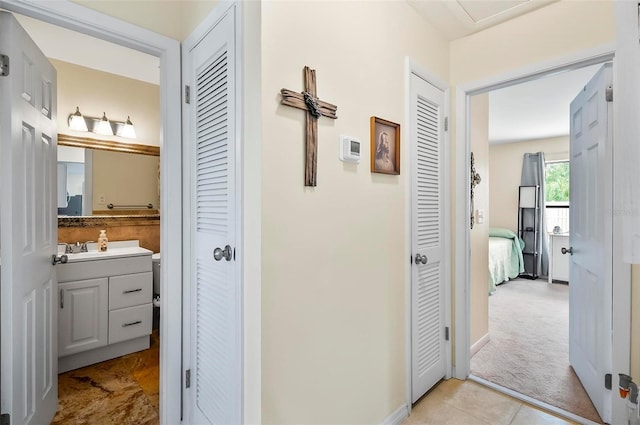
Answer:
[489, 227, 524, 250]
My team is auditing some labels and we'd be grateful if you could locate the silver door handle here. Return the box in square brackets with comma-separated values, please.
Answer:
[561, 247, 573, 255]
[414, 253, 428, 265]
[213, 245, 232, 261]
[51, 254, 68, 265]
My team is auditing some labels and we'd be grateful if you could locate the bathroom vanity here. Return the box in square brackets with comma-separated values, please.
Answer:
[57, 240, 153, 373]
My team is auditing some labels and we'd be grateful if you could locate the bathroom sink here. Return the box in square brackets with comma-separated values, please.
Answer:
[58, 240, 152, 263]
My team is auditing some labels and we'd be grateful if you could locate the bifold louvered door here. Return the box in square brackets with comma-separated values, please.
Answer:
[410, 73, 446, 403]
[185, 6, 241, 424]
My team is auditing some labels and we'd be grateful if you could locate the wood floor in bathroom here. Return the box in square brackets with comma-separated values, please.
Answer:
[52, 331, 159, 425]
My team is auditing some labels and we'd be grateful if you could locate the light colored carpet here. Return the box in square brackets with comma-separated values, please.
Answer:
[470, 279, 602, 424]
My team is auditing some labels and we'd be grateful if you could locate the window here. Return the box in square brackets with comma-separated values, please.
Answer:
[545, 161, 569, 233]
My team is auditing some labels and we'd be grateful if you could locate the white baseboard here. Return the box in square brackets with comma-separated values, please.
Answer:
[381, 403, 409, 425]
[470, 333, 490, 358]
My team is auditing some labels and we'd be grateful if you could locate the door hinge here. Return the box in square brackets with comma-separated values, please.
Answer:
[605, 85, 613, 102]
[185, 369, 191, 388]
[605, 373, 612, 390]
[0, 54, 9, 77]
[185, 85, 191, 104]
[445, 326, 450, 341]
[444, 117, 449, 132]
[1, 413, 10, 425]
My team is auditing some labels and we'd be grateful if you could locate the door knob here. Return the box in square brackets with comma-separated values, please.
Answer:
[51, 254, 68, 265]
[561, 247, 573, 255]
[213, 245, 232, 261]
[414, 253, 428, 265]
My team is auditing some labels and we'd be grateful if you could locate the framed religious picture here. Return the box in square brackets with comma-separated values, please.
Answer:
[370, 116, 400, 175]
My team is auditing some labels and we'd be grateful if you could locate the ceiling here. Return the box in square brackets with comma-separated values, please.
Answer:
[13, 12, 159, 85]
[407, 0, 556, 40]
[487, 64, 603, 144]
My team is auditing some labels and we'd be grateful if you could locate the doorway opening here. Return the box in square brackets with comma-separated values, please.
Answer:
[14, 8, 162, 423]
[454, 50, 630, 425]
[468, 63, 603, 422]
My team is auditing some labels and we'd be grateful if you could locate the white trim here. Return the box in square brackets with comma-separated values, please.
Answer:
[454, 86, 470, 380]
[404, 57, 452, 411]
[0, 1, 183, 424]
[470, 333, 489, 358]
[380, 403, 410, 425]
[460, 43, 616, 96]
[454, 43, 630, 424]
[469, 376, 600, 425]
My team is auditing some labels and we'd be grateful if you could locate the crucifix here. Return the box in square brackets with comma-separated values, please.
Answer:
[281, 66, 338, 186]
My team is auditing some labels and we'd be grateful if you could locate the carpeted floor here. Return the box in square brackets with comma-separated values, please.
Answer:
[470, 279, 602, 424]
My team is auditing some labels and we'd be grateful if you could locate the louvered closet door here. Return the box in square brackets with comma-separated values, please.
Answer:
[410, 73, 446, 403]
[186, 6, 241, 424]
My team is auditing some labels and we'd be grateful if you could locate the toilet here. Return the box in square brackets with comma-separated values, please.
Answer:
[152, 253, 160, 329]
[152, 253, 161, 299]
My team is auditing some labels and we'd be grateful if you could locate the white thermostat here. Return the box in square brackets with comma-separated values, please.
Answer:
[339, 135, 361, 163]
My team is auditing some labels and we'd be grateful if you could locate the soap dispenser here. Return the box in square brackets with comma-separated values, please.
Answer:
[98, 229, 108, 252]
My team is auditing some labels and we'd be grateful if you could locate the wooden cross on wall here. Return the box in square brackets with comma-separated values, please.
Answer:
[281, 66, 338, 186]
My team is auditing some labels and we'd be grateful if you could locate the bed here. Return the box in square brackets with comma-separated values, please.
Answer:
[488, 227, 525, 294]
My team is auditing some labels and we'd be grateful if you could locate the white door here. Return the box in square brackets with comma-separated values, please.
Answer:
[0, 11, 58, 425]
[410, 73, 447, 402]
[568, 63, 613, 423]
[183, 4, 242, 424]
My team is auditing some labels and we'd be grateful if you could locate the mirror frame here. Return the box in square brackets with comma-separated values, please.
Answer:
[58, 133, 160, 156]
[58, 133, 160, 227]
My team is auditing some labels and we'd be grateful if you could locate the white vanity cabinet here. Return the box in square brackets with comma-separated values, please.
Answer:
[58, 277, 108, 357]
[57, 242, 153, 373]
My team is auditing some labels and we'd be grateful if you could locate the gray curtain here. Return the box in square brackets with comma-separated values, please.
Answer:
[521, 152, 549, 277]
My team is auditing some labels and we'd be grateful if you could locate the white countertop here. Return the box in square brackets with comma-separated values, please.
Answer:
[58, 240, 152, 263]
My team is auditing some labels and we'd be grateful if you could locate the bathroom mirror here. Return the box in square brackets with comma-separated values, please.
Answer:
[58, 134, 160, 225]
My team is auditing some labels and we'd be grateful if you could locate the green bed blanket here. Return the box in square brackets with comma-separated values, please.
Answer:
[488, 228, 525, 294]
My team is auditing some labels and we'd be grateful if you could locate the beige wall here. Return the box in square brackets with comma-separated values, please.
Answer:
[71, 0, 218, 41]
[91, 150, 160, 213]
[260, 1, 448, 423]
[450, 1, 615, 85]
[488, 136, 569, 232]
[470, 94, 490, 347]
[53, 59, 160, 147]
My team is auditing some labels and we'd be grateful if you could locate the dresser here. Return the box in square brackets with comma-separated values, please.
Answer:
[548, 233, 570, 283]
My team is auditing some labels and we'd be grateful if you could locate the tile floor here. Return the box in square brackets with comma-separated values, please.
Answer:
[404, 379, 577, 425]
[52, 331, 159, 425]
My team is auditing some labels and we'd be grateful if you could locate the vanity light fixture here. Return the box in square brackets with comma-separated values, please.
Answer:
[68, 106, 88, 132]
[67, 109, 137, 139]
[94, 112, 114, 136]
[117, 116, 137, 139]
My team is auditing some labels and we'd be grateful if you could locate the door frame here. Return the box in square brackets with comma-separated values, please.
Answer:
[453, 43, 631, 423]
[404, 57, 452, 413]
[0, 1, 183, 423]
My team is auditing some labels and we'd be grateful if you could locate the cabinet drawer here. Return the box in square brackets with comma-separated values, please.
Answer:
[109, 272, 152, 310]
[109, 303, 152, 344]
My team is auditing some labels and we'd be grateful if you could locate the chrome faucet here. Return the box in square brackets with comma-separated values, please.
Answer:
[58, 243, 73, 254]
[81, 241, 94, 252]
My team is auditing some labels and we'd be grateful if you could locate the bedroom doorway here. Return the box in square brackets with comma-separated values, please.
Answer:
[465, 60, 622, 424]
